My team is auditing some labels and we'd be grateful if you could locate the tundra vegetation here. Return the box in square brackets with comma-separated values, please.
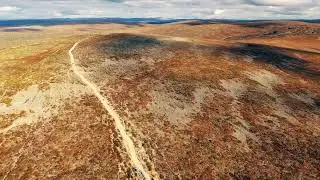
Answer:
[0, 21, 319, 179]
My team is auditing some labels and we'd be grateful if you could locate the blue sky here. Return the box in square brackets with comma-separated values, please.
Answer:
[0, 0, 319, 20]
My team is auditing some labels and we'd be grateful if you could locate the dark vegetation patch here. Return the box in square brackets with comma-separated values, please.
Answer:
[226, 43, 320, 77]
[97, 34, 163, 54]
[236, 22, 279, 28]
[182, 20, 219, 26]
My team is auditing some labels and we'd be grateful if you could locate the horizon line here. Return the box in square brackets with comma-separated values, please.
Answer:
[1, 17, 320, 21]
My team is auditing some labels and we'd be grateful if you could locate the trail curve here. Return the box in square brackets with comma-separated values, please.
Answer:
[69, 39, 153, 180]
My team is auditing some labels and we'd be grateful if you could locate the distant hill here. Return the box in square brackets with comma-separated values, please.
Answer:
[0, 18, 187, 27]
[298, 19, 320, 23]
[0, 18, 319, 27]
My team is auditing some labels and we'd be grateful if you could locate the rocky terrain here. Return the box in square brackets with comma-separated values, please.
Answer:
[0, 21, 319, 179]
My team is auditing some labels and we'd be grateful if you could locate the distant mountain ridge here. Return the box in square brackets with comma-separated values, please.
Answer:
[0, 18, 319, 27]
[0, 18, 184, 27]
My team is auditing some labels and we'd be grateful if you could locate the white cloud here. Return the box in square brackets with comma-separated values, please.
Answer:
[0, 6, 19, 12]
[214, 9, 225, 15]
[53, 11, 63, 17]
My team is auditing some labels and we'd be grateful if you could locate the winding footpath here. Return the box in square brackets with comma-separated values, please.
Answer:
[69, 39, 152, 180]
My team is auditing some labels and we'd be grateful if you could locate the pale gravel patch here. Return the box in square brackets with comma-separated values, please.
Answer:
[159, 36, 192, 43]
[0, 83, 90, 134]
[245, 69, 283, 98]
[243, 55, 256, 62]
[147, 86, 211, 126]
[273, 107, 301, 126]
[220, 79, 251, 129]
[245, 69, 283, 88]
[289, 93, 316, 106]
[140, 56, 157, 67]
[232, 124, 260, 152]
[220, 79, 247, 100]
[220, 79, 262, 150]
[244, 70, 303, 126]
[272, 96, 302, 126]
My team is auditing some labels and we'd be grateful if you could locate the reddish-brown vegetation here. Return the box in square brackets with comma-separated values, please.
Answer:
[1, 21, 319, 179]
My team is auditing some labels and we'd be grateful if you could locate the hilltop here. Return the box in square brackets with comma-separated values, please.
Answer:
[0, 20, 319, 179]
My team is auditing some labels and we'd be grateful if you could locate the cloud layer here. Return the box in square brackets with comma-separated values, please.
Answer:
[0, 0, 319, 20]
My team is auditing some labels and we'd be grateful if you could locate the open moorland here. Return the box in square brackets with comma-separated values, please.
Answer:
[0, 20, 319, 179]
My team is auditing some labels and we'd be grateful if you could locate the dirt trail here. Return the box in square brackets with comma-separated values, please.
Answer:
[69, 39, 154, 180]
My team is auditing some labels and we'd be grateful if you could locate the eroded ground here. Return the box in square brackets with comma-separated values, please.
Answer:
[1, 21, 320, 179]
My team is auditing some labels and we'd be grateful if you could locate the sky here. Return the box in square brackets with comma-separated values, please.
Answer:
[0, 0, 319, 20]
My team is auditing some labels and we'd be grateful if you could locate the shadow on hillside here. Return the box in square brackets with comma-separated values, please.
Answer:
[94, 33, 319, 77]
[235, 22, 279, 28]
[182, 20, 219, 26]
[97, 34, 163, 54]
[226, 43, 319, 77]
